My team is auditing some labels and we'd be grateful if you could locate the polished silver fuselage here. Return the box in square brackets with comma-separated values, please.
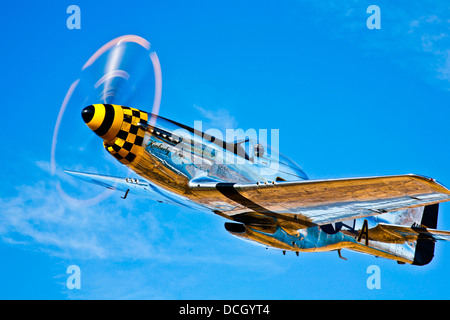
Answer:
[124, 115, 429, 264]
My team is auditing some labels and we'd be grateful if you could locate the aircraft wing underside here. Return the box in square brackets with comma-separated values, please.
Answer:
[64, 170, 197, 209]
[192, 174, 450, 228]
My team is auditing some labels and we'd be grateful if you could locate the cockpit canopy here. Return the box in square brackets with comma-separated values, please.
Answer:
[152, 114, 308, 181]
[234, 138, 308, 180]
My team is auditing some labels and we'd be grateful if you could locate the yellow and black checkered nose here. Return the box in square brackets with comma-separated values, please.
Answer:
[82, 104, 149, 165]
[82, 104, 124, 142]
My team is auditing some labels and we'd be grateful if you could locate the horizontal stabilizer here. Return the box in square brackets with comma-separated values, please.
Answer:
[369, 223, 450, 243]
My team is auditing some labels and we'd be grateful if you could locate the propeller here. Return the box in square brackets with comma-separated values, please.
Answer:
[51, 35, 162, 206]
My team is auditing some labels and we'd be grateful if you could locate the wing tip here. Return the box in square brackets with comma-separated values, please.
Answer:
[407, 173, 450, 195]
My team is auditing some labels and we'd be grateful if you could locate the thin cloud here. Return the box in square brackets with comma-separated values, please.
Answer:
[0, 161, 280, 264]
[193, 104, 238, 131]
[300, 1, 450, 90]
[0, 162, 287, 298]
[0, 166, 163, 260]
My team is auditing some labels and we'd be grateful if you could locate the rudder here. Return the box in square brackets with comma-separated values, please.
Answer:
[412, 204, 439, 266]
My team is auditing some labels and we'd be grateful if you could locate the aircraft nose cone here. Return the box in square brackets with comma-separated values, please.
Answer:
[81, 104, 125, 142]
[81, 105, 95, 123]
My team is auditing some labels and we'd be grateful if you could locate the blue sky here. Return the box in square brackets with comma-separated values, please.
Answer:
[1, 0, 450, 299]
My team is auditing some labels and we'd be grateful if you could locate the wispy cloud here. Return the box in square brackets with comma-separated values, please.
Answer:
[406, 13, 450, 84]
[1, 161, 285, 298]
[193, 104, 238, 131]
[0, 176, 160, 260]
[301, 1, 450, 90]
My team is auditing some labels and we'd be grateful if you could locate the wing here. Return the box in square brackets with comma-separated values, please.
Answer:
[64, 170, 194, 208]
[192, 174, 450, 227]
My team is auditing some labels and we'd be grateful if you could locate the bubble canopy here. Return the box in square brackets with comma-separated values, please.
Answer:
[150, 114, 309, 181]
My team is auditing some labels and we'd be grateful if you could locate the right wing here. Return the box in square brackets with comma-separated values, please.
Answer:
[192, 174, 450, 228]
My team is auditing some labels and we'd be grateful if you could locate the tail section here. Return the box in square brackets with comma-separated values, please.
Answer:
[348, 204, 449, 265]
[368, 204, 444, 265]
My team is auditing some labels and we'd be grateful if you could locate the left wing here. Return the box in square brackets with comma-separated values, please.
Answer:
[65, 170, 194, 208]
[192, 174, 450, 227]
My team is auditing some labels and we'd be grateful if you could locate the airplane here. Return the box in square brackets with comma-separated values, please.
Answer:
[66, 103, 450, 265]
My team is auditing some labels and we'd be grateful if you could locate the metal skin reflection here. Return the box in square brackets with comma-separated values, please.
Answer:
[69, 103, 450, 266]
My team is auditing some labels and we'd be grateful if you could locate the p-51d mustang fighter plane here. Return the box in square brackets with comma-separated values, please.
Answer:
[67, 103, 450, 265]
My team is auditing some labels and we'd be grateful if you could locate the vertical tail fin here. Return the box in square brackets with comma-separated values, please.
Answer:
[412, 204, 439, 266]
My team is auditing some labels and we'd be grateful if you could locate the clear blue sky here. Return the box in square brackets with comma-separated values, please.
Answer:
[1, 0, 450, 299]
